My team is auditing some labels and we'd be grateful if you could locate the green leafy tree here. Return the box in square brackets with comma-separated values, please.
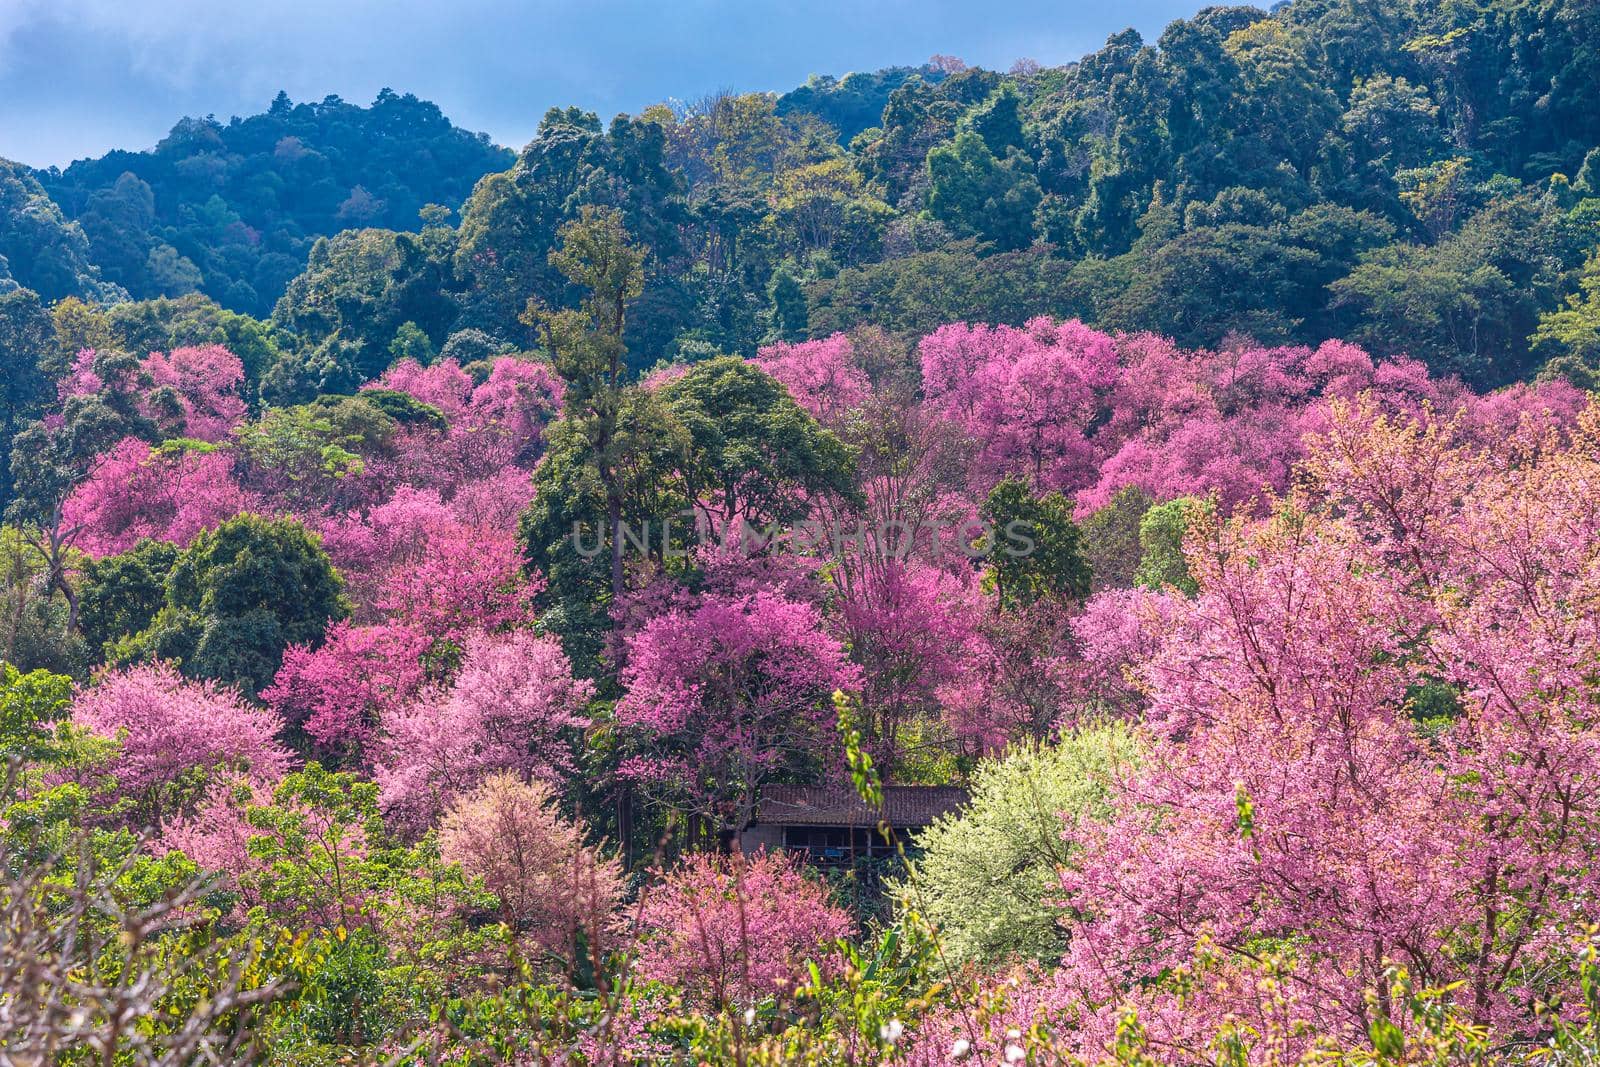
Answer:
[1101, 220, 1321, 348]
[0, 530, 86, 675]
[526, 207, 648, 602]
[244, 763, 387, 933]
[806, 244, 1078, 338]
[925, 130, 1041, 252]
[659, 356, 857, 532]
[0, 160, 123, 304]
[454, 110, 683, 347]
[1331, 192, 1574, 386]
[118, 514, 349, 693]
[521, 388, 687, 676]
[1533, 251, 1600, 389]
[271, 229, 457, 391]
[8, 349, 163, 637]
[1080, 486, 1154, 593]
[0, 662, 74, 761]
[981, 477, 1092, 610]
[238, 762, 494, 1048]
[0, 289, 56, 515]
[387, 320, 436, 366]
[231, 396, 397, 512]
[767, 262, 809, 341]
[78, 538, 181, 657]
[38, 91, 510, 316]
[1134, 496, 1210, 597]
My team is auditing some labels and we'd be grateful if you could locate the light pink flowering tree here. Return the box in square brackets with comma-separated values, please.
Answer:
[831, 559, 993, 770]
[373, 630, 594, 833]
[439, 773, 624, 969]
[920, 318, 1117, 495]
[374, 356, 562, 490]
[753, 334, 872, 426]
[72, 663, 291, 829]
[1014, 398, 1600, 1058]
[632, 850, 852, 1008]
[314, 487, 540, 637]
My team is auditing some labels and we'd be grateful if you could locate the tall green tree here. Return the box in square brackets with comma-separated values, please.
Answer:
[658, 356, 857, 533]
[0, 289, 55, 515]
[925, 130, 1041, 252]
[528, 207, 649, 603]
[8, 348, 163, 635]
[1533, 251, 1600, 389]
[980, 478, 1091, 610]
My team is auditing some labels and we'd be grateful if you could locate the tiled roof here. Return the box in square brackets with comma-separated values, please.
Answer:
[754, 785, 969, 828]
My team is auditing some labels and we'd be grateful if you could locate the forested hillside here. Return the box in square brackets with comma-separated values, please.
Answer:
[24, 91, 512, 315]
[3, 0, 1599, 396]
[4, 0, 1600, 1062]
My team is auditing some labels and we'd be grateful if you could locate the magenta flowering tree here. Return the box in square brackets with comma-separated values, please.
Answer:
[314, 487, 540, 637]
[373, 358, 477, 418]
[459, 356, 564, 463]
[1063, 585, 1184, 720]
[263, 621, 432, 765]
[375, 355, 562, 489]
[446, 469, 538, 531]
[1076, 337, 1396, 512]
[919, 318, 1117, 494]
[632, 850, 852, 1008]
[72, 663, 291, 828]
[141, 345, 248, 442]
[832, 559, 994, 770]
[615, 590, 858, 844]
[61, 437, 253, 557]
[373, 630, 594, 833]
[911, 321, 1586, 521]
[753, 334, 872, 426]
[1076, 336, 1582, 514]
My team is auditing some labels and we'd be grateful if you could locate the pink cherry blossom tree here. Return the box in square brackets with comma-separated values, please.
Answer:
[753, 334, 872, 426]
[313, 487, 540, 637]
[919, 318, 1117, 495]
[374, 355, 562, 490]
[615, 590, 858, 845]
[141, 345, 248, 442]
[831, 559, 993, 770]
[62, 437, 254, 557]
[632, 850, 852, 1008]
[438, 773, 624, 970]
[373, 630, 594, 833]
[263, 621, 432, 765]
[1007, 398, 1600, 1058]
[72, 663, 291, 829]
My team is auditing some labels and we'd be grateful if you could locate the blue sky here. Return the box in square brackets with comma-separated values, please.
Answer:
[0, 0, 1201, 169]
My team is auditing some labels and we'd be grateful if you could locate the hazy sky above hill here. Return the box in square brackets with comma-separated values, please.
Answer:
[0, 0, 1199, 168]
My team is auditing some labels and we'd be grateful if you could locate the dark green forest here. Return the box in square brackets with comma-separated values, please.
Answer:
[5, 0, 1600, 412]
